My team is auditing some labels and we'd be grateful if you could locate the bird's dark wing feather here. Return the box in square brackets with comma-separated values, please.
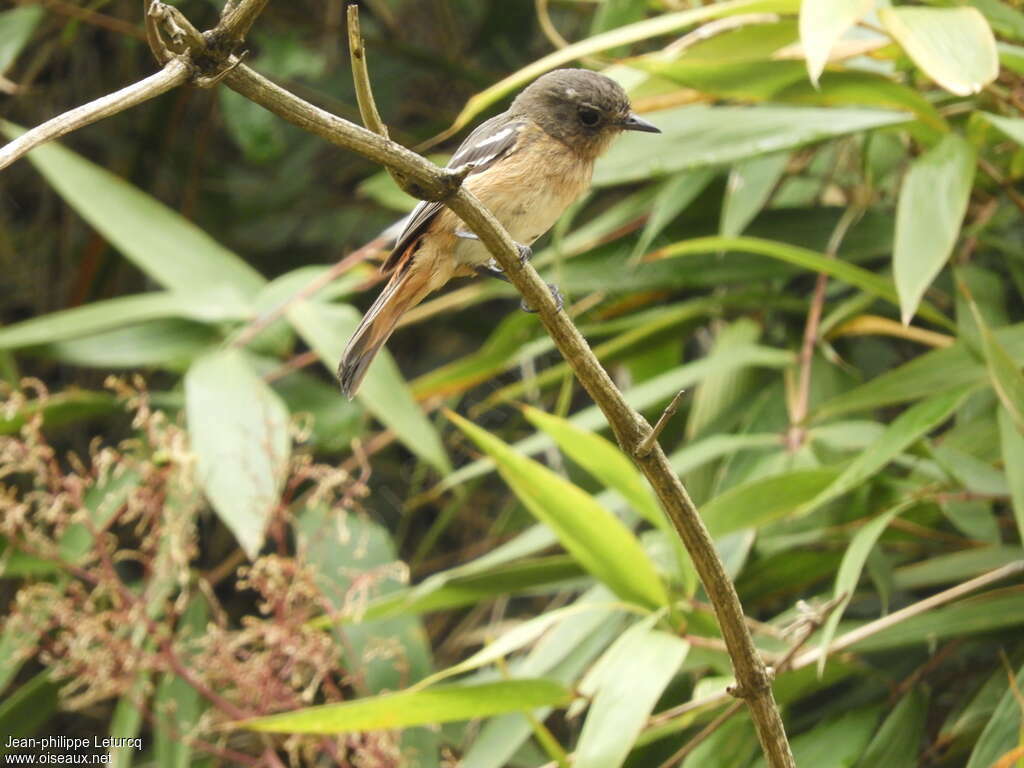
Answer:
[381, 114, 524, 272]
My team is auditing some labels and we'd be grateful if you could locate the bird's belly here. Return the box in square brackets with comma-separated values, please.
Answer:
[449, 152, 591, 267]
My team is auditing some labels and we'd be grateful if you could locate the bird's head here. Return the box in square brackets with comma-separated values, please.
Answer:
[511, 68, 660, 158]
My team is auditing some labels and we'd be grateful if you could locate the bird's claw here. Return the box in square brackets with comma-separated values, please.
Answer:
[521, 283, 563, 313]
[516, 242, 532, 263]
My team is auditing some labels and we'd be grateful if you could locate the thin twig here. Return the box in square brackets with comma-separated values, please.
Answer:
[346, 5, 389, 139]
[0, 56, 192, 172]
[637, 389, 686, 457]
[211, 0, 270, 51]
[789, 561, 1024, 669]
[785, 204, 863, 451]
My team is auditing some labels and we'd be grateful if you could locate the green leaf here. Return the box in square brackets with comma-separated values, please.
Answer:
[421, 602, 620, 687]
[575, 627, 689, 768]
[649, 235, 951, 329]
[108, 676, 147, 768]
[879, 6, 999, 96]
[893, 133, 975, 326]
[855, 689, 929, 768]
[0, 5, 43, 75]
[702, 468, 841, 538]
[184, 349, 291, 559]
[333, 556, 583, 626]
[966, 660, 1024, 768]
[801, 387, 969, 516]
[630, 170, 717, 261]
[720, 152, 789, 238]
[0, 389, 116, 435]
[0, 292, 250, 350]
[999, 408, 1024, 545]
[0, 671, 58, 753]
[37, 319, 219, 370]
[894, 546, 1024, 589]
[522, 406, 662, 530]
[447, 411, 668, 610]
[155, 599, 206, 768]
[971, 0, 1024, 40]
[435, 343, 792, 494]
[818, 501, 912, 675]
[595, 105, 910, 186]
[0, 122, 265, 301]
[799, 0, 874, 85]
[522, 405, 699, 589]
[983, 112, 1024, 146]
[412, 312, 538, 399]
[813, 324, 1024, 419]
[966, 297, 1024, 434]
[241, 679, 572, 734]
[287, 301, 450, 473]
[752, 707, 880, 768]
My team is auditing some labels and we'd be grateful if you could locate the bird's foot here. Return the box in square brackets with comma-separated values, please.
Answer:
[521, 283, 563, 313]
[455, 230, 532, 264]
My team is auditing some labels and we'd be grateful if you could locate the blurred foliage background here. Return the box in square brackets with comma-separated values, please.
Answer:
[2, 0, 1024, 765]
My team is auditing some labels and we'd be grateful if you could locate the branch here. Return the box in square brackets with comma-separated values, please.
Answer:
[225, 29, 799, 768]
[0, 56, 191, 172]
[1, 2, 795, 761]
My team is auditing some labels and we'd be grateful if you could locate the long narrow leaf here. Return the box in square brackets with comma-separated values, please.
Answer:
[447, 411, 668, 610]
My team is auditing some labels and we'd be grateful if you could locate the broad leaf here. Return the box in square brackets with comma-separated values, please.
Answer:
[880, 7, 999, 96]
[893, 133, 975, 325]
[1, 123, 265, 301]
[184, 349, 291, 559]
[595, 105, 910, 185]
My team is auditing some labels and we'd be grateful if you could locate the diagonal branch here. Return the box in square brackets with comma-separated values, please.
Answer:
[218, 59, 794, 767]
[0, 1, 795, 763]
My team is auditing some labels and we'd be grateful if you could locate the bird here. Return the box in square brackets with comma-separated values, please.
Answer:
[337, 67, 661, 398]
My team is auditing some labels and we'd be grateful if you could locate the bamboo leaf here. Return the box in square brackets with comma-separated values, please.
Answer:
[240, 680, 572, 734]
[893, 133, 975, 325]
[447, 411, 668, 610]
[800, 387, 969, 516]
[575, 626, 689, 768]
[880, 7, 999, 96]
[184, 349, 291, 559]
[818, 501, 912, 675]
[799, 0, 875, 85]
[0, 122, 265, 301]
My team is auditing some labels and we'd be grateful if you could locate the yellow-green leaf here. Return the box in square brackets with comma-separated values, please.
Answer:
[799, 0, 875, 85]
[240, 680, 571, 735]
[879, 7, 998, 96]
[447, 410, 668, 610]
[893, 133, 975, 326]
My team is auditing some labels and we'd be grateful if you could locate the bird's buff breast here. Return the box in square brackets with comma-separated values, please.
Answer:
[435, 138, 593, 272]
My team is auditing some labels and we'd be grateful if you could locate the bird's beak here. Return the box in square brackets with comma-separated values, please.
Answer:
[622, 113, 661, 133]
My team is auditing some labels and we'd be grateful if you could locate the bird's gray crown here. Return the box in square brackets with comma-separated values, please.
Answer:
[510, 68, 636, 156]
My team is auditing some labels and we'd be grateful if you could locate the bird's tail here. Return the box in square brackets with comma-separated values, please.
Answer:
[337, 264, 429, 399]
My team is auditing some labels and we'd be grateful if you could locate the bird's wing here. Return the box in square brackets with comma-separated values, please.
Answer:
[381, 114, 525, 273]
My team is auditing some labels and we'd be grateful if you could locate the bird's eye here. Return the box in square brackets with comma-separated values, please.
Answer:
[578, 107, 601, 127]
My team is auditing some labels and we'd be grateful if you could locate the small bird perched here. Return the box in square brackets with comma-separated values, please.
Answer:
[337, 68, 660, 398]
